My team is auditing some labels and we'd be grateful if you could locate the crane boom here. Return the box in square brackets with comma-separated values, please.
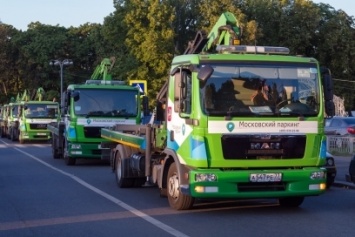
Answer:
[90, 57, 116, 81]
[183, 11, 241, 55]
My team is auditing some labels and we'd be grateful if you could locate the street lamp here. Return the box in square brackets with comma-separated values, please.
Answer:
[49, 59, 73, 109]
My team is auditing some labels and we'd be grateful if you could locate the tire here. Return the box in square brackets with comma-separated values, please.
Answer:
[278, 197, 304, 207]
[167, 163, 194, 210]
[10, 128, 16, 141]
[64, 140, 76, 165]
[52, 137, 61, 159]
[7, 127, 10, 139]
[0, 127, 3, 138]
[115, 150, 134, 188]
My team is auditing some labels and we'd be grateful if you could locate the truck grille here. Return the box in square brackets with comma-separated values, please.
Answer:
[83, 127, 102, 138]
[221, 135, 306, 159]
[238, 182, 286, 192]
[29, 124, 48, 130]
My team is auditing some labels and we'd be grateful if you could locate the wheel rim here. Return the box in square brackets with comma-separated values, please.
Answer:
[116, 158, 122, 180]
[168, 173, 179, 200]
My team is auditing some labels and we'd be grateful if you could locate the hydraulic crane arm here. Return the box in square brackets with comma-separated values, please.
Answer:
[184, 11, 242, 55]
[156, 12, 242, 115]
[90, 57, 116, 81]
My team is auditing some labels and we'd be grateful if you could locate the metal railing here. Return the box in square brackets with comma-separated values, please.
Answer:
[327, 136, 355, 156]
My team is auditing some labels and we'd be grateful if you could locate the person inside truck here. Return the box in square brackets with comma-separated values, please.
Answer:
[251, 79, 273, 106]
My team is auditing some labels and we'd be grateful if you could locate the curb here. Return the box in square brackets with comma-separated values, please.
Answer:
[333, 181, 355, 190]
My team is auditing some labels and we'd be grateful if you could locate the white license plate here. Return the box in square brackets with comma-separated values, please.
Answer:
[37, 133, 47, 136]
[250, 173, 282, 182]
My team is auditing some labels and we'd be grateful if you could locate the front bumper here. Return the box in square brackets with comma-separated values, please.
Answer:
[183, 168, 327, 199]
[66, 142, 110, 159]
[20, 131, 51, 141]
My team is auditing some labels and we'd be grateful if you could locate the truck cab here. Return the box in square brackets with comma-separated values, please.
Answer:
[0, 104, 9, 138]
[50, 80, 143, 165]
[7, 101, 21, 141]
[17, 101, 60, 143]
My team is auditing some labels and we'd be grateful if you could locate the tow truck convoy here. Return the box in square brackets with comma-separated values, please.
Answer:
[0, 95, 21, 139]
[101, 12, 335, 210]
[0, 88, 60, 143]
[47, 58, 146, 165]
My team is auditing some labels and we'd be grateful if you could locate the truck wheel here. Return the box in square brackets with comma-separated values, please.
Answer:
[167, 163, 194, 210]
[52, 148, 61, 159]
[64, 154, 76, 165]
[7, 128, 10, 139]
[10, 128, 16, 141]
[64, 141, 76, 165]
[52, 137, 61, 159]
[11, 129, 17, 142]
[115, 152, 133, 188]
[278, 197, 304, 207]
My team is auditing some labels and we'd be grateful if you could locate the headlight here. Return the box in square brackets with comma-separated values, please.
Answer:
[310, 171, 326, 180]
[71, 144, 81, 149]
[195, 173, 217, 182]
[20, 124, 26, 131]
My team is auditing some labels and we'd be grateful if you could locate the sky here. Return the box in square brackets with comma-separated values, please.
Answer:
[0, 1, 354, 31]
[312, 0, 355, 17]
[0, 0, 115, 31]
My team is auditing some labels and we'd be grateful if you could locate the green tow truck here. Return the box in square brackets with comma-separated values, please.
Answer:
[1, 88, 60, 143]
[101, 12, 335, 210]
[0, 104, 9, 138]
[47, 58, 147, 165]
[3, 95, 21, 141]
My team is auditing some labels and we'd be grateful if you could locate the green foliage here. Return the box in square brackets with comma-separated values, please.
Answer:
[1, 0, 355, 110]
[123, 0, 175, 101]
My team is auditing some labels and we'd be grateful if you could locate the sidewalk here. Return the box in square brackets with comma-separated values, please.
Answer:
[332, 155, 355, 189]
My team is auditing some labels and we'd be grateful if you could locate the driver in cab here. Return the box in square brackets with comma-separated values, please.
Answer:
[251, 79, 273, 106]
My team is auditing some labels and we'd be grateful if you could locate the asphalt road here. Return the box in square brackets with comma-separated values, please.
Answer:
[332, 155, 355, 189]
[1, 139, 355, 237]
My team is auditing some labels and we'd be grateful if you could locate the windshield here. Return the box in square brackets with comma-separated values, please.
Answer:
[25, 103, 59, 118]
[74, 88, 138, 117]
[11, 105, 20, 118]
[200, 62, 320, 117]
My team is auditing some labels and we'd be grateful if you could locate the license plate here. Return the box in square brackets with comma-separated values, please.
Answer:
[37, 133, 47, 136]
[250, 173, 282, 182]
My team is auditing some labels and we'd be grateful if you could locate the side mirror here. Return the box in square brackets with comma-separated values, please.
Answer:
[322, 70, 335, 117]
[198, 65, 214, 82]
[174, 72, 186, 113]
[71, 91, 80, 102]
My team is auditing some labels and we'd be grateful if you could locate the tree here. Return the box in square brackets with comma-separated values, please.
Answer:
[123, 0, 175, 101]
[0, 24, 22, 103]
[315, 4, 355, 109]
